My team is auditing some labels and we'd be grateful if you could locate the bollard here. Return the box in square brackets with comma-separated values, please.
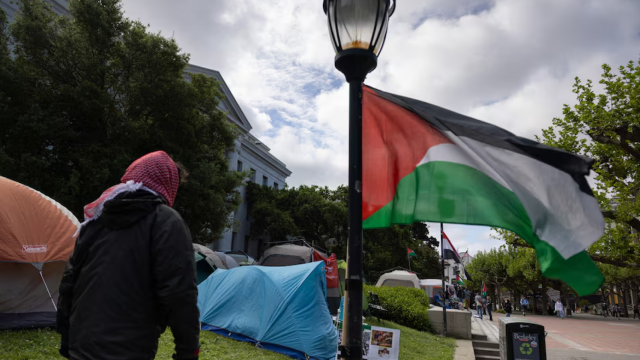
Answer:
[499, 317, 546, 360]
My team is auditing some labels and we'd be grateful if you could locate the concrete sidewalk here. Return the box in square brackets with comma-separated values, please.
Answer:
[453, 339, 475, 360]
[482, 313, 640, 360]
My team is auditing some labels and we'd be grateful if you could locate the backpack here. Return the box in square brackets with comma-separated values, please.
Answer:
[482, 298, 487, 305]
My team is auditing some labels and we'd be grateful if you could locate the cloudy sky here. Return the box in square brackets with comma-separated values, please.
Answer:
[120, 0, 640, 256]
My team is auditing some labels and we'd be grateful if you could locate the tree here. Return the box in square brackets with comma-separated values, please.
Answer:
[246, 183, 348, 255]
[466, 248, 511, 305]
[0, 0, 244, 242]
[246, 183, 442, 281]
[536, 57, 640, 269]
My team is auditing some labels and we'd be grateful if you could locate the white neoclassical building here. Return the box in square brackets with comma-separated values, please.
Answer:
[1, 0, 69, 20]
[1, 1, 291, 259]
[186, 65, 291, 257]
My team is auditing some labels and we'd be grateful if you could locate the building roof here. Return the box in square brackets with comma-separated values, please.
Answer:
[185, 64, 291, 178]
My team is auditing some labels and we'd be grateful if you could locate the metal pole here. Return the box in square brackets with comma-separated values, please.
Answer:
[341, 80, 364, 360]
[441, 223, 447, 336]
[408, 254, 411, 272]
[39, 271, 57, 311]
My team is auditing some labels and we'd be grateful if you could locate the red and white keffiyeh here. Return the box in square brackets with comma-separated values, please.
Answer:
[76, 151, 180, 235]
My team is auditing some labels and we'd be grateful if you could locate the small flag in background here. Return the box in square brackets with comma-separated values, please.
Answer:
[464, 269, 473, 282]
[457, 275, 465, 286]
[442, 232, 462, 263]
[407, 247, 417, 258]
[482, 283, 487, 297]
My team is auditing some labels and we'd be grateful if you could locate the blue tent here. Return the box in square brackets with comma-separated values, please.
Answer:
[197, 262, 338, 360]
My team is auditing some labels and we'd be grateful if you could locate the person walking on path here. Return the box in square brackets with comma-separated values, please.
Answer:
[555, 299, 565, 319]
[464, 288, 471, 310]
[583, 304, 589, 314]
[611, 304, 621, 320]
[475, 293, 483, 319]
[57, 151, 200, 360]
[485, 296, 493, 321]
[634, 304, 639, 319]
[520, 295, 529, 316]
[504, 299, 513, 317]
[602, 302, 609, 317]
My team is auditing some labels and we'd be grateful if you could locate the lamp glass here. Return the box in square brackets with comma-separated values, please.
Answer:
[329, 0, 390, 55]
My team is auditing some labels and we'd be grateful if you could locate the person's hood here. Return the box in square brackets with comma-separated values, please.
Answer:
[100, 190, 165, 230]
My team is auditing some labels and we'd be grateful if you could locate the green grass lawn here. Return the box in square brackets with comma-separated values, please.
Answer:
[0, 328, 288, 360]
[0, 321, 456, 360]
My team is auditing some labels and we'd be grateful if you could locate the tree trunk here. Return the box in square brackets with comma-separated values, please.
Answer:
[541, 280, 550, 315]
[622, 283, 630, 318]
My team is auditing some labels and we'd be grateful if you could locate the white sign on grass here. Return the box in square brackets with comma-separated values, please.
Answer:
[337, 326, 400, 360]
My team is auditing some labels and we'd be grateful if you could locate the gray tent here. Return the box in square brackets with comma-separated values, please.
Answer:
[259, 244, 327, 267]
[258, 244, 340, 314]
[193, 245, 239, 285]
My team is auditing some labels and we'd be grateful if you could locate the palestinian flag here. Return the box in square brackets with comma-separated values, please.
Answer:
[456, 275, 465, 286]
[361, 85, 605, 296]
[464, 269, 473, 282]
[442, 232, 462, 263]
[482, 283, 487, 297]
[407, 247, 417, 258]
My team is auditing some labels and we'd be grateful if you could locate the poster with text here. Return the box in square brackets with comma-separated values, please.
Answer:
[336, 326, 400, 360]
[367, 327, 400, 360]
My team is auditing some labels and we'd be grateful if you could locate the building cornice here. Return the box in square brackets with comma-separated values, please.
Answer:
[240, 140, 291, 178]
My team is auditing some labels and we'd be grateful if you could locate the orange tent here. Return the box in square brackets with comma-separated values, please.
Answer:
[0, 176, 78, 329]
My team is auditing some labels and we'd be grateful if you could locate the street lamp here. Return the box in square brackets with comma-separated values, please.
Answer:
[323, 1, 395, 359]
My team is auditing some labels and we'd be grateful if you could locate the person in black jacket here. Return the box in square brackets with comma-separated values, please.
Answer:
[57, 151, 200, 360]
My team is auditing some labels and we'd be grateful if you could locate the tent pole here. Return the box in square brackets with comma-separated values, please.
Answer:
[39, 270, 58, 311]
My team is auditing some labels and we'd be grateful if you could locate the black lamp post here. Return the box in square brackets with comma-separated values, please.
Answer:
[323, 1, 395, 359]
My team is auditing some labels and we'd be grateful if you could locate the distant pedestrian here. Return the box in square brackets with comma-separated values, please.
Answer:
[555, 299, 565, 319]
[611, 304, 621, 320]
[633, 304, 639, 320]
[520, 295, 529, 316]
[504, 299, 512, 317]
[583, 304, 589, 314]
[486, 296, 493, 321]
[434, 292, 442, 306]
[464, 288, 471, 310]
[475, 293, 483, 319]
[602, 302, 609, 317]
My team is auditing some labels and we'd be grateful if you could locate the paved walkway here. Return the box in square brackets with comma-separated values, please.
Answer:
[480, 312, 640, 360]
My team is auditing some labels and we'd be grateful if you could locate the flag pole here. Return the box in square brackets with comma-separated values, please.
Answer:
[441, 222, 447, 336]
[408, 253, 411, 272]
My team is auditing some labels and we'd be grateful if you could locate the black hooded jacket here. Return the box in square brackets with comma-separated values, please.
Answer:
[57, 191, 200, 360]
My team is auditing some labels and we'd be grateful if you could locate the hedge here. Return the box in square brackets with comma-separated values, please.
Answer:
[364, 284, 432, 333]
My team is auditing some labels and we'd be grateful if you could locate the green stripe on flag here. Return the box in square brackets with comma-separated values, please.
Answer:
[363, 161, 603, 296]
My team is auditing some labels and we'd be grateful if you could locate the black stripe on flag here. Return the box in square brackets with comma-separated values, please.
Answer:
[465, 269, 473, 282]
[365, 85, 595, 197]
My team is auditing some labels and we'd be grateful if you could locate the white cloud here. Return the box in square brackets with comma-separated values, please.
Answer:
[120, 0, 640, 253]
[236, 100, 272, 137]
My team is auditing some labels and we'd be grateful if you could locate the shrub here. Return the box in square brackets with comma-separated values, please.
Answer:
[364, 284, 432, 333]
[495, 309, 506, 314]
[578, 299, 591, 307]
